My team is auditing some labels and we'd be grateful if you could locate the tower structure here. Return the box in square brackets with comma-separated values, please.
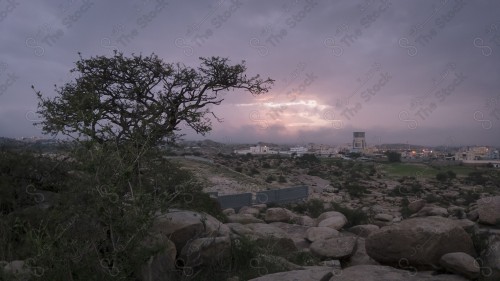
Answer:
[352, 132, 366, 152]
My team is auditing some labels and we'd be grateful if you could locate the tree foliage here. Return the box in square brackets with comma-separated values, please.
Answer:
[1, 52, 274, 280]
[34, 52, 273, 147]
[385, 151, 401, 162]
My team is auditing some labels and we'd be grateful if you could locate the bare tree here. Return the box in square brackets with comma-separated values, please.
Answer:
[34, 51, 274, 147]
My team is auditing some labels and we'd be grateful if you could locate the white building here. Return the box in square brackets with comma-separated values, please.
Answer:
[234, 145, 278, 155]
[290, 146, 308, 156]
[454, 146, 493, 161]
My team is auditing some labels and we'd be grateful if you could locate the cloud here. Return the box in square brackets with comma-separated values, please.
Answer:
[0, 0, 499, 147]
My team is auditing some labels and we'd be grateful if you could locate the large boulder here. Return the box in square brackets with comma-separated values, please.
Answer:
[151, 210, 229, 252]
[477, 196, 500, 225]
[344, 238, 379, 267]
[316, 211, 348, 230]
[179, 236, 231, 267]
[439, 252, 480, 280]
[318, 216, 348, 230]
[317, 211, 347, 224]
[247, 266, 334, 281]
[374, 213, 393, 222]
[408, 199, 426, 213]
[480, 237, 500, 281]
[348, 224, 379, 238]
[226, 223, 255, 237]
[2, 260, 31, 280]
[414, 205, 449, 217]
[328, 265, 469, 281]
[269, 222, 309, 241]
[365, 216, 476, 269]
[454, 219, 476, 233]
[310, 236, 357, 259]
[227, 214, 265, 224]
[139, 236, 176, 281]
[222, 208, 236, 216]
[239, 206, 261, 217]
[305, 227, 339, 242]
[248, 264, 469, 281]
[269, 222, 310, 249]
[253, 254, 304, 272]
[292, 215, 316, 226]
[245, 223, 297, 255]
[264, 208, 295, 223]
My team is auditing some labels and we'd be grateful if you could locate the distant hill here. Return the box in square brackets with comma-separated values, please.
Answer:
[375, 143, 426, 150]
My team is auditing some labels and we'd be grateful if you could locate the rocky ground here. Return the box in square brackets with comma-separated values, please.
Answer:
[95, 194, 500, 281]
[2, 153, 499, 280]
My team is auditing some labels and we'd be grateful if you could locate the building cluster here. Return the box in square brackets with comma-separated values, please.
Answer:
[233, 132, 500, 167]
[234, 132, 378, 158]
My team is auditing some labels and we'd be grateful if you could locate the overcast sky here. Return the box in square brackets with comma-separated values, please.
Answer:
[1, 0, 499, 146]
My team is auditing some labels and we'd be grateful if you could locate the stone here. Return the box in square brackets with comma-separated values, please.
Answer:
[250, 264, 470, 281]
[370, 205, 384, 213]
[247, 266, 334, 281]
[344, 238, 379, 267]
[348, 224, 380, 238]
[365, 216, 476, 269]
[180, 236, 231, 267]
[152, 210, 229, 252]
[292, 215, 316, 226]
[448, 206, 466, 219]
[372, 220, 392, 228]
[306, 227, 339, 242]
[374, 213, 393, 222]
[454, 219, 476, 232]
[328, 265, 469, 281]
[253, 204, 267, 211]
[239, 206, 260, 217]
[245, 223, 297, 255]
[477, 196, 500, 225]
[408, 199, 426, 213]
[317, 212, 347, 230]
[264, 208, 295, 223]
[480, 237, 500, 281]
[439, 252, 480, 280]
[227, 214, 265, 224]
[414, 205, 449, 217]
[467, 209, 479, 221]
[2, 260, 31, 278]
[255, 254, 304, 272]
[310, 236, 357, 259]
[139, 236, 176, 281]
[269, 222, 309, 249]
[223, 208, 236, 216]
[226, 223, 255, 239]
[317, 211, 347, 224]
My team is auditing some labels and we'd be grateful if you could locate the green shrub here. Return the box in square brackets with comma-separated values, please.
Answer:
[289, 199, 325, 218]
[345, 183, 369, 198]
[385, 151, 401, 162]
[400, 197, 412, 218]
[287, 251, 320, 266]
[249, 168, 260, 176]
[265, 175, 276, 183]
[436, 172, 448, 182]
[465, 171, 487, 185]
[330, 202, 370, 227]
[278, 175, 287, 183]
